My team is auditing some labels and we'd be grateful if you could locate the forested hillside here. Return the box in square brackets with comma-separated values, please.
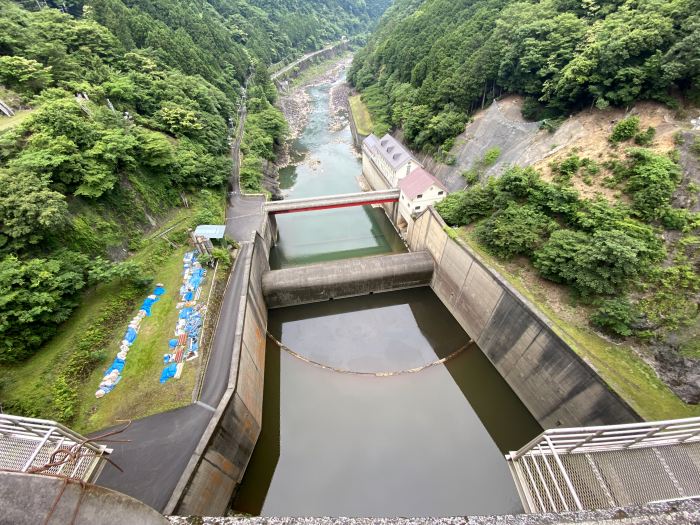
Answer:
[350, 0, 700, 152]
[0, 0, 390, 365]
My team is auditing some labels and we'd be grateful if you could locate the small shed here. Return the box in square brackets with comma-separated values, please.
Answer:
[193, 225, 226, 239]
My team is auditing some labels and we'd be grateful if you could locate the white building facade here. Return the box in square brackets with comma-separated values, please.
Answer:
[397, 168, 448, 226]
[362, 134, 422, 188]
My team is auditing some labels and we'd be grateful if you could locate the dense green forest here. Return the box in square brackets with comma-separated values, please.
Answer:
[350, 0, 700, 152]
[0, 0, 390, 364]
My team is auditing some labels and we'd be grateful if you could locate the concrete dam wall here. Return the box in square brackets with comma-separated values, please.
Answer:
[408, 208, 640, 428]
[168, 228, 272, 516]
[262, 252, 434, 308]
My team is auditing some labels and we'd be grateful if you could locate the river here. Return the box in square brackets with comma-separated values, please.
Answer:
[232, 60, 541, 517]
[269, 67, 406, 269]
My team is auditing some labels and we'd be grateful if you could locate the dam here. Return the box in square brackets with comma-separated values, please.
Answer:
[105, 61, 643, 518]
[229, 70, 544, 517]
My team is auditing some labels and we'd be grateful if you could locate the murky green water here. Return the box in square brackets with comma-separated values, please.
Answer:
[269, 79, 406, 269]
[233, 288, 542, 517]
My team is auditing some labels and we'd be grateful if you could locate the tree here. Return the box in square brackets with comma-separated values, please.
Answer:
[0, 55, 52, 93]
[0, 253, 88, 362]
[476, 204, 557, 259]
[0, 170, 68, 246]
[534, 228, 660, 296]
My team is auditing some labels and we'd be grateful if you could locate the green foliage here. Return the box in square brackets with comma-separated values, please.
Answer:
[638, 264, 700, 334]
[591, 297, 638, 337]
[625, 148, 682, 221]
[0, 253, 87, 362]
[435, 182, 498, 226]
[350, 0, 698, 150]
[634, 127, 656, 146]
[536, 226, 664, 297]
[610, 116, 640, 144]
[481, 147, 501, 167]
[551, 154, 582, 183]
[210, 247, 232, 269]
[0, 55, 52, 94]
[462, 168, 479, 185]
[476, 204, 557, 259]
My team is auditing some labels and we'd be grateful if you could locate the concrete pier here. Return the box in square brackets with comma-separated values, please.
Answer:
[262, 252, 435, 308]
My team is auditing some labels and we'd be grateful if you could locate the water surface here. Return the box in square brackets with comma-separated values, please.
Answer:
[270, 80, 405, 269]
[233, 288, 542, 517]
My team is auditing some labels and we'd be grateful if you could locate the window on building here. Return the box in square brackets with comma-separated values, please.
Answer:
[415, 205, 421, 210]
[416, 194, 423, 199]
[438, 191, 444, 195]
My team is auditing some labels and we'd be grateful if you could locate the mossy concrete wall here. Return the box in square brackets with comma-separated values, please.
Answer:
[408, 208, 640, 428]
[168, 226, 272, 516]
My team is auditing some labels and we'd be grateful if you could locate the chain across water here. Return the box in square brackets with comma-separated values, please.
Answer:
[266, 331, 472, 377]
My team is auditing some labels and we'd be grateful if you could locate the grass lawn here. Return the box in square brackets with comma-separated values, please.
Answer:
[0, 194, 225, 434]
[0, 109, 34, 132]
[456, 227, 700, 421]
[349, 95, 373, 136]
[73, 246, 206, 433]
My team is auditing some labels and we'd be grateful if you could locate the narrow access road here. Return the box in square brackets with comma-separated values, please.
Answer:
[226, 84, 265, 243]
[94, 77, 263, 512]
[270, 42, 343, 81]
[95, 243, 254, 512]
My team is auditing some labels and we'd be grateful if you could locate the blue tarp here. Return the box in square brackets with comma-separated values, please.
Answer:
[106, 358, 126, 375]
[153, 286, 166, 296]
[168, 338, 178, 348]
[179, 307, 193, 319]
[159, 363, 177, 383]
[125, 327, 137, 344]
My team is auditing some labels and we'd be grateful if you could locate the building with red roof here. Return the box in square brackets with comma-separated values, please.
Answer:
[397, 167, 448, 226]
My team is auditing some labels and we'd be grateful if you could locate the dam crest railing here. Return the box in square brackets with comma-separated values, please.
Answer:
[506, 416, 700, 513]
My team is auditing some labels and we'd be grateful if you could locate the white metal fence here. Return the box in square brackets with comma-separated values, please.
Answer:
[0, 414, 110, 482]
[506, 417, 700, 513]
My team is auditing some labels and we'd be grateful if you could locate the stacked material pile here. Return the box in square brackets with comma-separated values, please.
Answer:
[95, 284, 166, 398]
[160, 252, 207, 383]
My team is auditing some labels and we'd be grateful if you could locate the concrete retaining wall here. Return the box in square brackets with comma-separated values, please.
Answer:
[348, 100, 367, 149]
[360, 152, 400, 223]
[262, 252, 434, 308]
[169, 227, 272, 516]
[408, 208, 640, 428]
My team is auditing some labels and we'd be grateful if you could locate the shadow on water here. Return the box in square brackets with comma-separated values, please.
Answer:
[230, 335, 281, 515]
[407, 294, 542, 452]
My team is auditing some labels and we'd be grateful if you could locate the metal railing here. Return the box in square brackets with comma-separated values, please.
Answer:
[0, 414, 110, 482]
[264, 189, 400, 214]
[506, 417, 700, 513]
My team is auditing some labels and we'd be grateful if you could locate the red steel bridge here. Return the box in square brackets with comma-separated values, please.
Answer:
[263, 189, 400, 215]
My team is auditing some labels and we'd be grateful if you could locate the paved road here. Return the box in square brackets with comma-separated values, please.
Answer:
[93, 404, 211, 512]
[227, 89, 265, 243]
[199, 243, 252, 407]
[94, 77, 263, 512]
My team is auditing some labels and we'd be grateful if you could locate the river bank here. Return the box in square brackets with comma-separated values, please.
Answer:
[273, 55, 354, 173]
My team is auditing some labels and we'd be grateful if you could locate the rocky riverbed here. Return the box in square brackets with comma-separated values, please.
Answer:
[274, 56, 353, 171]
